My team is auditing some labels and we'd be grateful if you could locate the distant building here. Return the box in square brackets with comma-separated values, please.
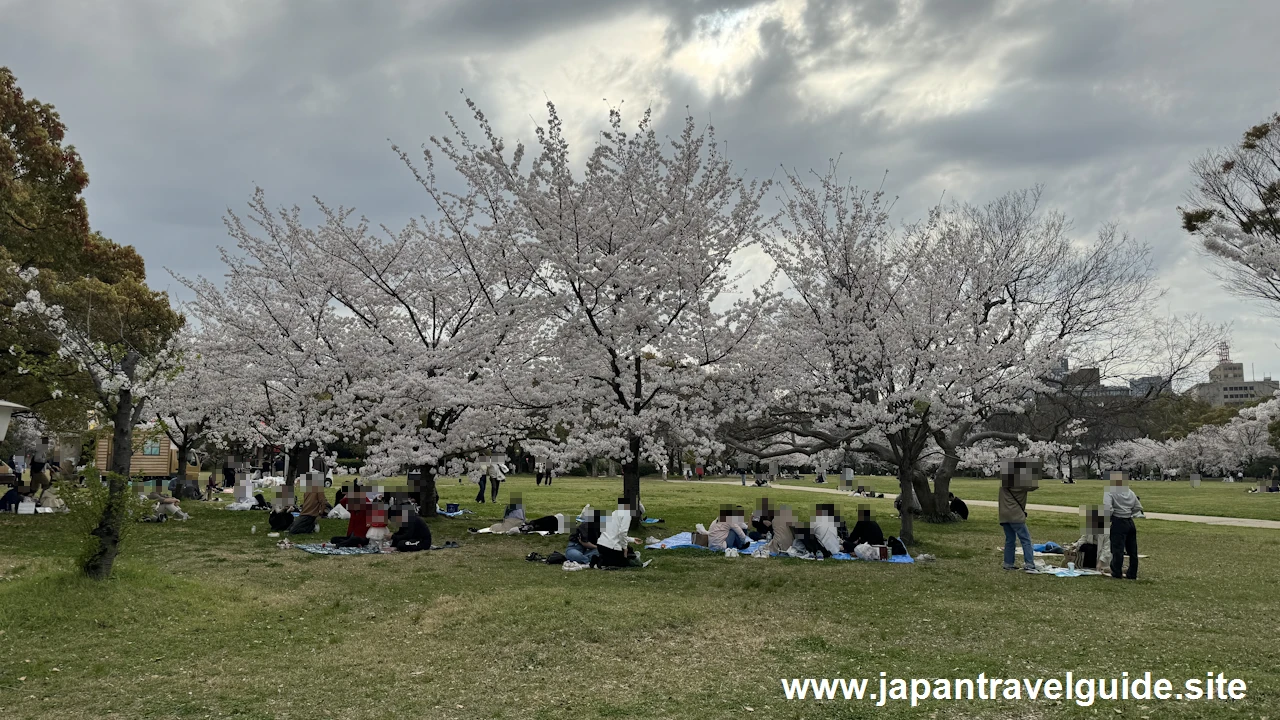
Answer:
[1128, 375, 1168, 398]
[1186, 349, 1279, 407]
[1060, 365, 1129, 398]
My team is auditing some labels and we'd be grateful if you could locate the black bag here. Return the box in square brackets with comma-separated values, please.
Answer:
[887, 536, 908, 556]
[544, 551, 567, 565]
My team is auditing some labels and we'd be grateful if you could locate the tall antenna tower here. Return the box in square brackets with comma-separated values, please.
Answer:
[1218, 341, 1231, 364]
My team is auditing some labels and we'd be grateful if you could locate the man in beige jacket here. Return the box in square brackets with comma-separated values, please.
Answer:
[998, 458, 1040, 572]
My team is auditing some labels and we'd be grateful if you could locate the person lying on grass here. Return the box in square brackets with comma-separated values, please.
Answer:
[841, 505, 884, 552]
[708, 505, 751, 551]
[487, 496, 527, 533]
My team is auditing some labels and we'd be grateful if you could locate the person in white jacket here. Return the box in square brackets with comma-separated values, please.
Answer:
[809, 504, 842, 556]
[595, 499, 636, 567]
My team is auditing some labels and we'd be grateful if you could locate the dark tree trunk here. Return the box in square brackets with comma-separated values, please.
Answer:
[83, 391, 136, 580]
[286, 445, 310, 486]
[415, 465, 439, 517]
[896, 464, 915, 546]
[623, 435, 642, 508]
[172, 440, 199, 499]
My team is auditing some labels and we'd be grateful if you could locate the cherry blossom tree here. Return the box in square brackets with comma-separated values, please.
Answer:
[11, 263, 183, 579]
[429, 101, 774, 509]
[723, 171, 1217, 542]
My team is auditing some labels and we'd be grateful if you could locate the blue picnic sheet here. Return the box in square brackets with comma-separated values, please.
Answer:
[644, 533, 912, 563]
[435, 506, 472, 518]
[295, 543, 381, 555]
[642, 518, 663, 524]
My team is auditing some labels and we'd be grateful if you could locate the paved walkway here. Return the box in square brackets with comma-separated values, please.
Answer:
[666, 479, 1280, 530]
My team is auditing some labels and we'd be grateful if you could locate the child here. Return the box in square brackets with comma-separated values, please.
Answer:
[1103, 471, 1144, 579]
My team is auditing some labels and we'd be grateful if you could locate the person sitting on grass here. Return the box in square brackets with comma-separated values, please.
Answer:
[566, 509, 601, 564]
[763, 505, 798, 554]
[268, 486, 298, 532]
[998, 458, 1040, 573]
[148, 488, 190, 521]
[389, 504, 432, 552]
[330, 493, 371, 547]
[949, 492, 969, 520]
[593, 499, 638, 568]
[287, 474, 326, 535]
[1064, 504, 1110, 571]
[749, 499, 775, 540]
[0, 481, 33, 512]
[708, 505, 751, 551]
[842, 505, 884, 552]
[810, 503, 842, 556]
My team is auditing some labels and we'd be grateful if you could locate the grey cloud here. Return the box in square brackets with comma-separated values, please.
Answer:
[3, 0, 1279, 364]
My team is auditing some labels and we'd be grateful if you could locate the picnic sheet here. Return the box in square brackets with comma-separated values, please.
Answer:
[295, 543, 381, 555]
[645, 533, 913, 563]
[1008, 546, 1149, 559]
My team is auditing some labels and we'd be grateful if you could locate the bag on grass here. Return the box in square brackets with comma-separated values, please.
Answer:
[544, 551, 567, 565]
[887, 536, 908, 556]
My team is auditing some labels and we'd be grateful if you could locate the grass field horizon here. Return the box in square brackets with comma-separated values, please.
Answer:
[2, 475, 1277, 719]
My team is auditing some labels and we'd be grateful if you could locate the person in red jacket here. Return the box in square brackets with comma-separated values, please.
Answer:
[331, 493, 371, 547]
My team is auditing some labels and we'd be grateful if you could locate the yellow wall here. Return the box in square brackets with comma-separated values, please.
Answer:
[93, 434, 199, 477]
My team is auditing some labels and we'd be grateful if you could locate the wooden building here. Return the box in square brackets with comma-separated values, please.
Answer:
[93, 432, 200, 479]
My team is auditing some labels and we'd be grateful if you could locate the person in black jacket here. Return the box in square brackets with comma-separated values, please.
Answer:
[949, 492, 969, 520]
[565, 510, 601, 564]
[841, 505, 885, 552]
[389, 505, 432, 552]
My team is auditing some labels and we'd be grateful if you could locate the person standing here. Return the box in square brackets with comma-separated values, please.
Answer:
[1104, 471, 1144, 580]
[474, 472, 488, 504]
[998, 458, 1040, 573]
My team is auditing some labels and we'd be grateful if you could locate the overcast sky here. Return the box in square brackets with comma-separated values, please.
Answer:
[5, 0, 1279, 379]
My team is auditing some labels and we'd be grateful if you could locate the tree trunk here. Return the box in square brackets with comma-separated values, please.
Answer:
[83, 394, 135, 580]
[896, 464, 915, 546]
[172, 440, 199, 500]
[623, 435, 642, 507]
[415, 465, 439, 517]
[923, 451, 961, 522]
[286, 445, 310, 486]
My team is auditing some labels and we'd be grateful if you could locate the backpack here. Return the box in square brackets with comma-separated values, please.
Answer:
[887, 536, 908, 556]
[544, 551, 567, 565]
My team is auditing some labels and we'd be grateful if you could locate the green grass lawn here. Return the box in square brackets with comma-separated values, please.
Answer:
[2, 475, 1277, 719]
[764, 474, 1280, 522]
